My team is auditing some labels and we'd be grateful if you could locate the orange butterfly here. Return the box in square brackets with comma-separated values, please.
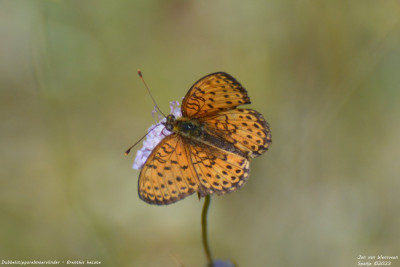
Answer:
[135, 72, 271, 205]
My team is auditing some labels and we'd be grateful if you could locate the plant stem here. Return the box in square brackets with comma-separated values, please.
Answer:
[202, 195, 213, 266]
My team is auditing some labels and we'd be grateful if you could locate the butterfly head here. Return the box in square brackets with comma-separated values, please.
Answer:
[164, 114, 176, 132]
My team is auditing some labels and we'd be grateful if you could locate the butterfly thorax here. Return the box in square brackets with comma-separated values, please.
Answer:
[166, 115, 203, 138]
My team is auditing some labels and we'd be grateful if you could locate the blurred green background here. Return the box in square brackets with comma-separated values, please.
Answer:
[1, 1, 400, 266]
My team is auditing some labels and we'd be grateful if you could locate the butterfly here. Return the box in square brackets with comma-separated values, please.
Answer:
[137, 72, 271, 205]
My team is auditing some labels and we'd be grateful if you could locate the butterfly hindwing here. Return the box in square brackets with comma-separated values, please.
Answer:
[202, 109, 272, 159]
[184, 138, 250, 196]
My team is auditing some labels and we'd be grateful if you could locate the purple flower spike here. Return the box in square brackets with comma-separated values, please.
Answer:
[132, 101, 182, 170]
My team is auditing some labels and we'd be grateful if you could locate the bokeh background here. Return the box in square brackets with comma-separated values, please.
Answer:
[1, 1, 400, 266]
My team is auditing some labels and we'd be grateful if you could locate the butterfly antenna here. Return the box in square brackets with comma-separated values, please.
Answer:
[138, 69, 167, 118]
[124, 124, 159, 155]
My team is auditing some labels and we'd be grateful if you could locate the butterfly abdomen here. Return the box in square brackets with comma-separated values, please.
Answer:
[174, 117, 249, 159]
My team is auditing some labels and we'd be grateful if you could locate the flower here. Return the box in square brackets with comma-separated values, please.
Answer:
[212, 260, 236, 267]
[132, 101, 182, 170]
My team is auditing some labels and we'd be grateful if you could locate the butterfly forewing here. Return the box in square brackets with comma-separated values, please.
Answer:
[181, 72, 251, 118]
[138, 134, 199, 205]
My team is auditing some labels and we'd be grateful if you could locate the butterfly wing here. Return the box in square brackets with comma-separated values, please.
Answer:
[138, 134, 199, 205]
[138, 133, 252, 205]
[185, 137, 250, 196]
[202, 109, 272, 159]
[181, 72, 251, 118]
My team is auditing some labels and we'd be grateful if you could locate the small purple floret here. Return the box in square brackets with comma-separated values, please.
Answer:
[132, 101, 182, 170]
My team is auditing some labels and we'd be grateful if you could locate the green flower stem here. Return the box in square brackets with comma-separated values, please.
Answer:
[202, 195, 213, 266]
